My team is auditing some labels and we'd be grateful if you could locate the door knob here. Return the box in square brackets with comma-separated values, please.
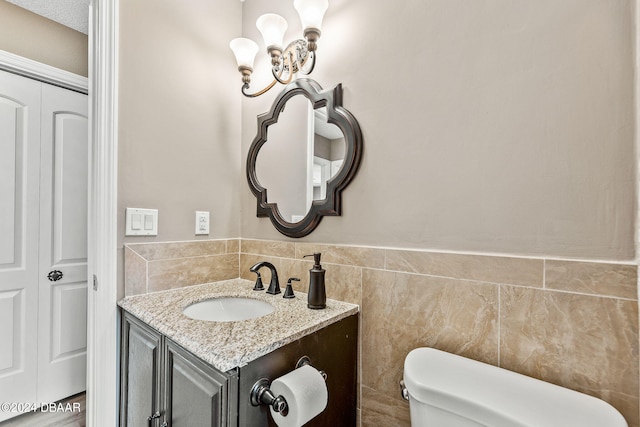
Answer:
[47, 270, 63, 282]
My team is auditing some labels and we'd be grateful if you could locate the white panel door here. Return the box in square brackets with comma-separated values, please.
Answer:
[0, 70, 41, 422]
[37, 83, 88, 403]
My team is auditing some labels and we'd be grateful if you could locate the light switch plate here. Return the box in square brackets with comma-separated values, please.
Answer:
[195, 211, 210, 235]
[126, 208, 158, 236]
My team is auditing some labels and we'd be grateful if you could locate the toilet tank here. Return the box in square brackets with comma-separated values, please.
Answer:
[403, 348, 627, 427]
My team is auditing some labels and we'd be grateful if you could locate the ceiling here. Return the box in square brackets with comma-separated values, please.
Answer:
[7, 0, 89, 34]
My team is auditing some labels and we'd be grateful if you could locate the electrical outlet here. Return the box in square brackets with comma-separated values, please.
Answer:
[195, 211, 210, 235]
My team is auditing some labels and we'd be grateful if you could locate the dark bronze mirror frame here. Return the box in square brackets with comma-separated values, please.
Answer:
[246, 78, 363, 238]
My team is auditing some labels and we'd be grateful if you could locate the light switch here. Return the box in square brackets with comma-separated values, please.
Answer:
[131, 214, 142, 230]
[126, 208, 158, 236]
[144, 214, 154, 230]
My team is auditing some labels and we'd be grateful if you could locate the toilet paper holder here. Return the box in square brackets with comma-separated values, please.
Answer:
[250, 356, 327, 417]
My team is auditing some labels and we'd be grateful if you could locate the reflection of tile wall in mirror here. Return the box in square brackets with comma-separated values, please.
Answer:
[313, 107, 345, 201]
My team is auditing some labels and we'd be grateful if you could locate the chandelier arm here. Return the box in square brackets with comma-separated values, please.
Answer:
[278, 68, 295, 85]
[273, 50, 296, 85]
[298, 51, 316, 76]
[241, 79, 279, 98]
[271, 59, 290, 85]
[235, 37, 316, 98]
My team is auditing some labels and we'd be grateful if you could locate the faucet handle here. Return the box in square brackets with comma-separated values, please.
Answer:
[283, 278, 300, 299]
[252, 271, 265, 291]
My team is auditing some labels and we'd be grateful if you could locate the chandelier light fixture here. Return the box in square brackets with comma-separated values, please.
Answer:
[229, 0, 329, 98]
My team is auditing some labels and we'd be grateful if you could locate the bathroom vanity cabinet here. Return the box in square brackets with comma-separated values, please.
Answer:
[119, 282, 358, 427]
[120, 312, 237, 427]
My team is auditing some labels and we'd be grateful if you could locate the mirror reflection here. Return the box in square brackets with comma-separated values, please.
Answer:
[255, 94, 345, 223]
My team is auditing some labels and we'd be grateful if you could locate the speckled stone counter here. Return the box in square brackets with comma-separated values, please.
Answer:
[118, 278, 359, 372]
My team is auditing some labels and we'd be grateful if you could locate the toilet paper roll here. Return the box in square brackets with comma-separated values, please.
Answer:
[269, 365, 328, 427]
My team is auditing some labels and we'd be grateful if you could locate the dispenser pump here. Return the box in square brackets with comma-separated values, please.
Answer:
[303, 252, 326, 309]
[308, 252, 322, 268]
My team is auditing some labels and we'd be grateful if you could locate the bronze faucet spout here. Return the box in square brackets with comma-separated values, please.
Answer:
[249, 261, 280, 295]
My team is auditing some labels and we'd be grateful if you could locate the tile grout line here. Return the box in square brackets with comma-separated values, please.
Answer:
[358, 266, 363, 422]
[497, 284, 501, 368]
[145, 259, 149, 294]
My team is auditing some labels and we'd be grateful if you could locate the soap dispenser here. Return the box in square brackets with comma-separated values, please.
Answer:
[303, 253, 326, 309]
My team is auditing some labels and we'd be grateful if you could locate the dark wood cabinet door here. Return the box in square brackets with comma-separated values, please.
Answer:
[164, 340, 230, 427]
[121, 313, 163, 427]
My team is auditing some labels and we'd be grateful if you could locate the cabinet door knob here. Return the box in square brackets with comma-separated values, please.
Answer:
[47, 270, 63, 282]
[148, 411, 161, 422]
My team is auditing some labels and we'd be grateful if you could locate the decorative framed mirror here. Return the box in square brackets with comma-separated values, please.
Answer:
[246, 78, 363, 238]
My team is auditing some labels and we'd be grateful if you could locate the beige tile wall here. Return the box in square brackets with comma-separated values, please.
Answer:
[124, 238, 639, 427]
[124, 240, 239, 295]
[238, 240, 639, 427]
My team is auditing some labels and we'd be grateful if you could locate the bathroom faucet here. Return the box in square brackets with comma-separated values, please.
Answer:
[249, 261, 280, 295]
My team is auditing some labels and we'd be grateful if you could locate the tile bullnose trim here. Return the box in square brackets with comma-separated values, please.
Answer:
[125, 239, 236, 262]
[384, 248, 544, 288]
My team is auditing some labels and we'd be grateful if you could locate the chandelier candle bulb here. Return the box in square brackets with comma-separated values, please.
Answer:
[229, 38, 259, 84]
[294, 0, 329, 31]
[256, 13, 288, 63]
[294, 0, 328, 50]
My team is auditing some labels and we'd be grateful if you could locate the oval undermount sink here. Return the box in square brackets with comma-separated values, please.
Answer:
[182, 297, 275, 322]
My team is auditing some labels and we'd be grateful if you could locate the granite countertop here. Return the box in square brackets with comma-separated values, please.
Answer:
[118, 278, 359, 372]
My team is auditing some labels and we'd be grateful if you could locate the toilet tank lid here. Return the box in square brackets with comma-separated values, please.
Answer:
[403, 348, 627, 427]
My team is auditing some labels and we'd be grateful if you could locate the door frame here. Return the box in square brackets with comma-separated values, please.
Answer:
[87, 0, 119, 426]
[1, 0, 119, 424]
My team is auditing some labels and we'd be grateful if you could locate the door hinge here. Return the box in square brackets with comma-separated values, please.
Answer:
[93, 274, 98, 291]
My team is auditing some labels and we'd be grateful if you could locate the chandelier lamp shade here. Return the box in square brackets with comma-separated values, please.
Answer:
[229, 0, 329, 98]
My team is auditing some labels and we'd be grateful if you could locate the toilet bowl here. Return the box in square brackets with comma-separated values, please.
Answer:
[402, 348, 627, 427]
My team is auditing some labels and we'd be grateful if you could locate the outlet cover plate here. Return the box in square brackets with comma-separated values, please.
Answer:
[195, 211, 210, 235]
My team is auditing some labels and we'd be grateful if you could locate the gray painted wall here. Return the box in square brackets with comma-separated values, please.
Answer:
[118, 0, 243, 250]
[241, 0, 636, 260]
[116, 0, 635, 267]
